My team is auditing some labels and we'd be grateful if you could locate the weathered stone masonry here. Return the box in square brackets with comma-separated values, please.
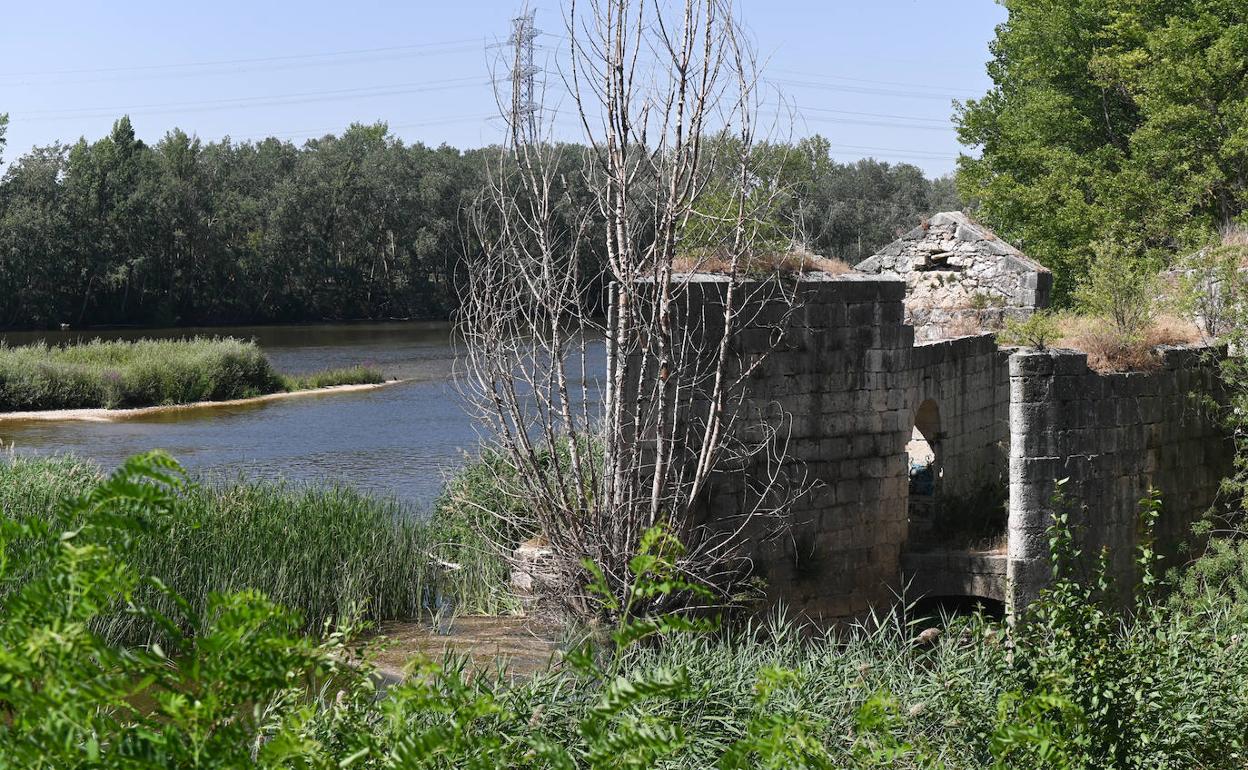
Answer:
[676, 273, 1232, 622]
[856, 211, 1053, 343]
[1007, 347, 1232, 611]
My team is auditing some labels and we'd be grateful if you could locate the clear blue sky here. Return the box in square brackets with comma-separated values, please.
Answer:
[0, 1, 1006, 177]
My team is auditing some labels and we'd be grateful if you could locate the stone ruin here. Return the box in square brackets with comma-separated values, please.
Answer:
[855, 211, 1053, 342]
[628, 216, 1232, 623]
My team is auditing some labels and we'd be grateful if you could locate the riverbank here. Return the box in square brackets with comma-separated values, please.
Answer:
[0, 336, 386, 413]
[0, 379, 403, 423]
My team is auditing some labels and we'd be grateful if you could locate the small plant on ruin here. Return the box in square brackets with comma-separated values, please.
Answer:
[969, 291, 1005, 310]
[1069, 240, 1170, 369]
[1074, 240, 1160, 343]
[1000, 310, 1059, 350]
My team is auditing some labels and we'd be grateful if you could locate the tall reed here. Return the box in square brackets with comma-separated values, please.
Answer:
[0, 455, 510, 644]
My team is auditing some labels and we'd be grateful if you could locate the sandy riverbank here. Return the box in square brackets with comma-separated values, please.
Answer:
[0, 379, 405, 424]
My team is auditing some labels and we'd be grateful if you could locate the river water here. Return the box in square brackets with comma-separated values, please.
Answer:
[0, 322, 504, 510]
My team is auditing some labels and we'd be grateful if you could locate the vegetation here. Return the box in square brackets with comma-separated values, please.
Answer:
[1174, 227, 1248, 340]
[999, 309, 1060, 350]
[0, 454, 510, 645]
[6, 451, 1248, 767]
[0, 117, 958, 330]
[0, 337, 384, 412]
[1074, 240, 1162, 345]
[956, 0, 1248, 303]
[998, 237, 1208, 372]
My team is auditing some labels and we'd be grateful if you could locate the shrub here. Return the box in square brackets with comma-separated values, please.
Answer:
[0, 451, 372, 768]
[1074, 239, 1161, 344]
[1175, 230, 1248, 341]
[999, 309, 1060, 349]
[281, 365, 385, 390]
[6, 454, 1248, 766]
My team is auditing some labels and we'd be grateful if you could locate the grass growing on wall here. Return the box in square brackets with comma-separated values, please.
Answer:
[0, 455, 511, 644]
[0, 337, 385, 412]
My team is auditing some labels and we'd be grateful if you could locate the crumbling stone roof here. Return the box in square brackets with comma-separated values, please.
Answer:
[854, 211, 1049, 278]
[851, 211, 1052, 342]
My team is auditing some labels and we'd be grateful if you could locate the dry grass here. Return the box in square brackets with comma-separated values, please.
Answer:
[1053, 313, 1202, 373]
[1219, 223, 1248, 249]
[671, 249, 853, 276]
[943, 312, 990, 338]
[1217, 225, 1248, 267]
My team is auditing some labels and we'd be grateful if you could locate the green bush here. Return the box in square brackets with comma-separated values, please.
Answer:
[281, 364, 386, 391]
[999, 309, 1060, 349]
[6, 454, 1248, 767]
[0, 452, 369, 768]
[1175, 238, 1248, 340]
[1075, 240, 1161, 344]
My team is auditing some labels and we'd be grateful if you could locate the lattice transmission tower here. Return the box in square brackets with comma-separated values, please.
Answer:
[507, 9, 541, 145]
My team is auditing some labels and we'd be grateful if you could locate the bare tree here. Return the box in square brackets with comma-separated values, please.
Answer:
[457, 0, 808, 619]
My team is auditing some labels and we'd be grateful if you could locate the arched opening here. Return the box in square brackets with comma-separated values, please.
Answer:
[904, 397, 1008, 554]
[907, 399, 942, 546]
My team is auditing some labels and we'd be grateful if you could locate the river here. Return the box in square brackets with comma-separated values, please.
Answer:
[1, 322, 502, 510]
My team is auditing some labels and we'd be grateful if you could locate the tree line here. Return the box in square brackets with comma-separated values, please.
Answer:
[0, 116, 959, 330]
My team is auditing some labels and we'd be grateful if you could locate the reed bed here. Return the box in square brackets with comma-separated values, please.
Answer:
[0, 455, 509, 644]
[0, 337, 384, 412]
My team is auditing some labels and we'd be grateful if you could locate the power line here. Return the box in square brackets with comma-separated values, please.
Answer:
[229, 114, 501, 142]
[822, 141, 957, 160]
[16, 78, 485, 122]
[771, 67, 981, 96]
[796, 114, 954, 133]
[795, 105, 951, 124]
[773, 77, 970, 102]
[0, 47, 485, 89]
[0, 38, 484, 79]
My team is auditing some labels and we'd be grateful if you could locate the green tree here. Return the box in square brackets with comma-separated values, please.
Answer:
[0, 119, 953, 330]
[957, 0, 1248, 304]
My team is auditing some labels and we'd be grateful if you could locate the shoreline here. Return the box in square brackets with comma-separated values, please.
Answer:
[0, 379, 405, 424]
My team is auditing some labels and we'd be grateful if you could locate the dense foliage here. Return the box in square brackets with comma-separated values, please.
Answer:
[0, 117, 959, 330]
[0, 119, 478, 329]
[956, 0, 1248, 302]
[0, 454, 510, 646]
[5, 451, 1248, 767]
[0, 337, 382, 411]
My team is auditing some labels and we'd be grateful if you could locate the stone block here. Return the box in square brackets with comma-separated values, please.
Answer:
[1016, 456, 1064, 484]
[1052, 352, 1091, 376]
[1010, 351, 1056, 377]
[846, 302, 877, 327]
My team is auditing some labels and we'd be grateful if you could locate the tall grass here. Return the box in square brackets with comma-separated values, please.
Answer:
[0, 337, 384, 412]
[282, 364, 385, 391]
[0, 455, 510, 644]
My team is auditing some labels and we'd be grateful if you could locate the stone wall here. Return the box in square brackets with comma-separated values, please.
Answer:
[692, 276, 1017, 620]
[696, 274, 915, 621]
[1006, 347, 1232, 610]
[631, 273, 1230, 624]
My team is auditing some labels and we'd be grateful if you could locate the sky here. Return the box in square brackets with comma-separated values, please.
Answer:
[0, 1, 1007, 177]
